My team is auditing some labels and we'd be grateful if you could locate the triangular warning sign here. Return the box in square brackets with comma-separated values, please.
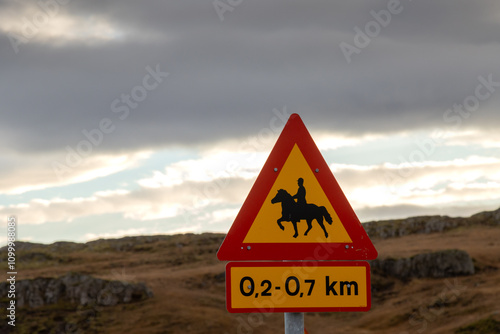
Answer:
[217, 114, 378, 261]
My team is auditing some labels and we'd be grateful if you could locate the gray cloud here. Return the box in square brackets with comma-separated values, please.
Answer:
[1, 0, 500, 157]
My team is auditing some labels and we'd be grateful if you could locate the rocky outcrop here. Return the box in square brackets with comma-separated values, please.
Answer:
[363, 208, 500, 239]
[0, 233, 226, 254]
[0, 272, 153, 308]
[370, 249, 475, 280]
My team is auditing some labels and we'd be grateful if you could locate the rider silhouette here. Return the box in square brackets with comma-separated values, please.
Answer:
[271, 177, 333, 238]
[292, 177, 307, 214]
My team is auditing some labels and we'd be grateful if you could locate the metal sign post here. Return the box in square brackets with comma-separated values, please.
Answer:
[285, 312, 304, 334]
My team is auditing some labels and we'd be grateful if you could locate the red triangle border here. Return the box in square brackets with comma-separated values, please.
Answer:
[217, 114, 378, 261]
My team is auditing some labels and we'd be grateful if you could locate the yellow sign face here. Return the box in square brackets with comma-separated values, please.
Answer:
[227, 261, 370, 312]
[243, 144, 352, 243]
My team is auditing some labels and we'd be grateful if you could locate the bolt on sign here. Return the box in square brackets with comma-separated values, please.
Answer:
[217, 113, 377, 313]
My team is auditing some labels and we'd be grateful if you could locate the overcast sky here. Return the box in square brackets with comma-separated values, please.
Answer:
[1, 0, 500, 245]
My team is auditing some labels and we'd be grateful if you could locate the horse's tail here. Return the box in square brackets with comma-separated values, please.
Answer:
[321, 206, 333, 225]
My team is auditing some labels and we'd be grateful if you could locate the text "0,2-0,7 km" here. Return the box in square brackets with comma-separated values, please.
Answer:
[240, 275, 358, 298]
[225, 261, 371, 313]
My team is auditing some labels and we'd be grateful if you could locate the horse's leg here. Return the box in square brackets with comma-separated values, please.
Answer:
[317, 216, 328, 238]
[292, 220, 299, 238]
[304, 219, 313, 236]
[277, 217, 285, 231]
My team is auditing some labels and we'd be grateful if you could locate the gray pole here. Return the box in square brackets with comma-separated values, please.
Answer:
[284, 312, 304, 334]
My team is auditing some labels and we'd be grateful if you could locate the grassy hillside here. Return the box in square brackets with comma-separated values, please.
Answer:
[2, 210, 500, 333]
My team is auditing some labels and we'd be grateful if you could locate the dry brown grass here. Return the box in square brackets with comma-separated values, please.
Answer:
[14, 226, 500, 333]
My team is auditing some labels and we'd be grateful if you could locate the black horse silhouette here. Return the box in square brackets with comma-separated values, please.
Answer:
[271, 189, 333, 238]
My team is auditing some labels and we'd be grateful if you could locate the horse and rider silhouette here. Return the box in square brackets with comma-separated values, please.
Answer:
[271, 177, 333, 238]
